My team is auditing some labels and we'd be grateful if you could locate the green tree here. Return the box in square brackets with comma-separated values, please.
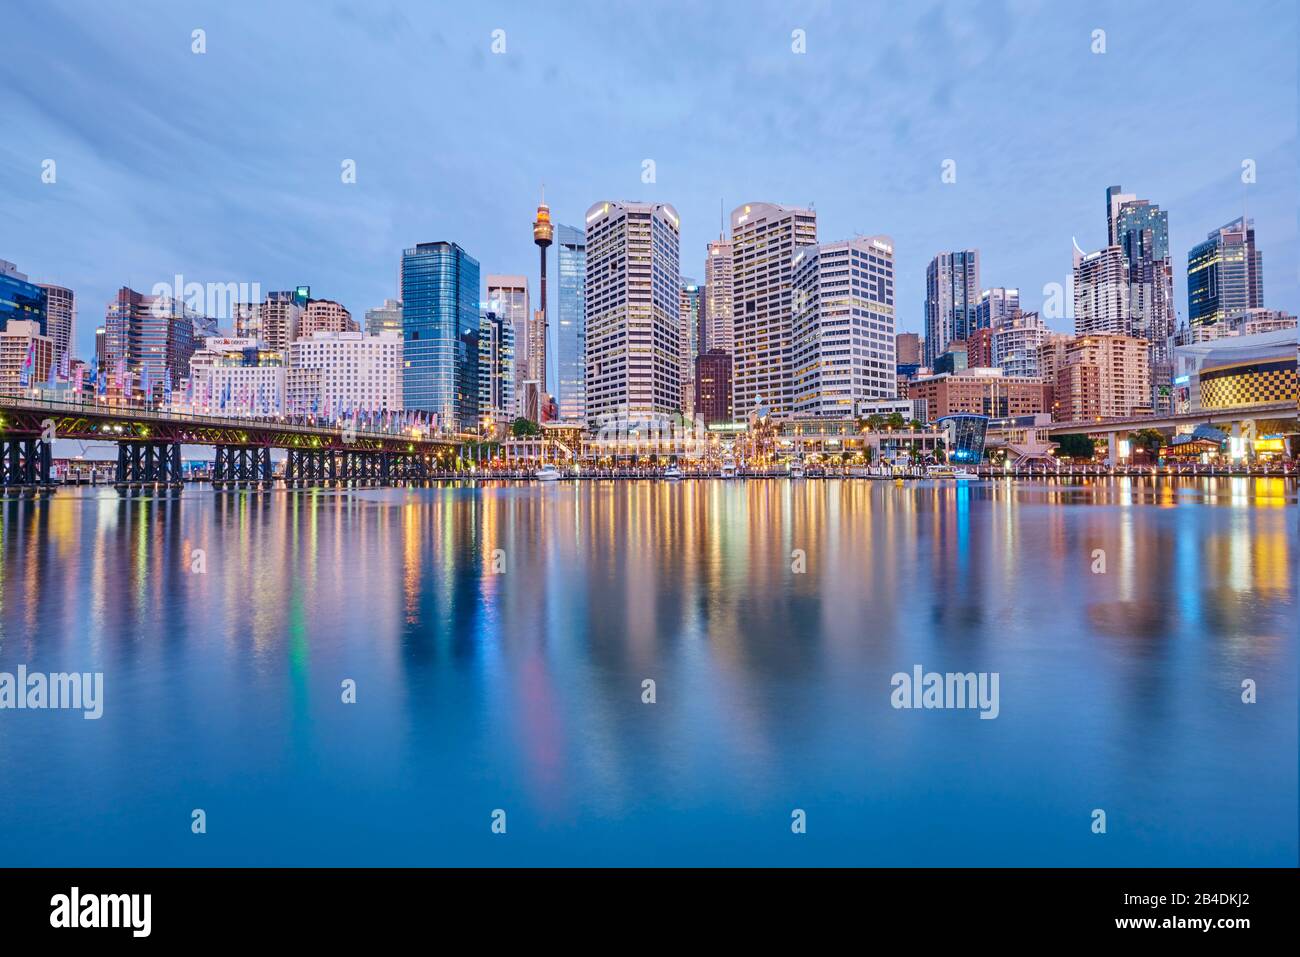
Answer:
[1056, 433, 1096, 460]
[886, 412, 906, 431]
[510, 417, 541, 438]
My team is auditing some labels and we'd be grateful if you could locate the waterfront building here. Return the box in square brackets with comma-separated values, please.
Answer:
[731, 202, 817, 418]
[679, 279, 703, 413]
[990, 312, 1049, 378]
[975, 287, 1019, 330]
[936, 413, 990, 464]
[478, 309, 515, 431]
[365, 298, 403, 336]
[1040, 332, 1150, 421]
[1187, 217, 1264, 327]
[104, 286, 215, 391]
[298, 298, 356, 338]
[0, 260, 47, 336]
[703, 236, 734, 355]
[1171, 328, 1297, 414]
[287, 330, 402, 417]
[790, 236, 897, 418]
[233, 291, 303, 352]
[189, 335, 286, 416]
[0, 319, 54, 396]
[694, 348, 733, 426]
[924, 250, 979, 364]
[486, 274, 530, 411]
[908, 368, 1050, 420]
[37, 282, 74, 362]
[583, 201, 682, 423]
[555, 223, 587, 423]
[1227, 308, 1297, 336]
[1073, 244, 1130, 336]
[403, 242, 480, 431]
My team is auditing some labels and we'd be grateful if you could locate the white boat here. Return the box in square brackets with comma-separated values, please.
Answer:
[664, 465, 683, 480]
[534, 464, 561, 482]
[788, 460, 805, 479]
[720, 456, 737, 479]
[926, 464, 976, 480]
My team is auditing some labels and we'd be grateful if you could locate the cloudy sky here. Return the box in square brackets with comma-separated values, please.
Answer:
[2, 0, 1295, 381]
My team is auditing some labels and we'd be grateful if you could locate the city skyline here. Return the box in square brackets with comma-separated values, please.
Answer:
[1, 1, 1294, 372]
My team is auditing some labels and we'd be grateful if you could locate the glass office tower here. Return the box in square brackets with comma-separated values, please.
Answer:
[555, 223, 586, 423]
[401, 242, 480, 431]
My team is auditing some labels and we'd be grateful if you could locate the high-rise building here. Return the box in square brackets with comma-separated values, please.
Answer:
[478, 309, 515, 430]
[694, 349, 733, 425]
[1040, 332, 1150, 421]
[790, 236, 897, 418]
[966, 327, 995, 368]
[402, 241, 480, 431]
[37, 283, 74, 362]
[1073, 245, 1130, 335]
[104, 286, 213, 390]
[1108, 190, 1176, 412]
[1105, 185, 1137, 246]
[731, 202, 817, 418]
[0, 320, 54, 396]
[485, 274, 530, 410]
[287, 331, 403, 417]
[364, 298, 403, 336]
[1187, 217, 1263, 327]
[555, 223, 587, 423]
[299, 299, 356, 338]
[895, 332, 922, 365]
[990, 312, 1049, 378]
[678, 279, 703, 413]
[924, 250, 980, 364]
[0, 260, 47, 336]
[233, 291, 303, 352]
[703, 236, 734, 355]
[583, 201, 681, 422]
[94, 326, 106, 373]
[975, 287, 1019, 329]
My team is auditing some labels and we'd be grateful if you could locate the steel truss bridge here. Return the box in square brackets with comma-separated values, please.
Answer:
[0, 396, 466, 492]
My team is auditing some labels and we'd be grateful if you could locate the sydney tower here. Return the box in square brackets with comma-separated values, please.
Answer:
[531, 191, 553, 396]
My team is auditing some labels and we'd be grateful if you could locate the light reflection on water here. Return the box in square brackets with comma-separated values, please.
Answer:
[0, 477, 1295, 865]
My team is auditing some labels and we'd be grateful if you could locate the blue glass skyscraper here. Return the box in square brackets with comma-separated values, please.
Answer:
[555, 223, 586, 423]
[0, 260, 47, 335]
[401, 242, 480, 431]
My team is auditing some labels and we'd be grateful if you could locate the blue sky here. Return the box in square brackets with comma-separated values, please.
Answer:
[3, 0, 1295, 381]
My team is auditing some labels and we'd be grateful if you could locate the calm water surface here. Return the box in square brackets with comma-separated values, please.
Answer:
[0, 478, 1295, 866]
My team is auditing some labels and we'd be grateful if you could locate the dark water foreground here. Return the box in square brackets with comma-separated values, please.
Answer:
[0, 477, 1295, 866]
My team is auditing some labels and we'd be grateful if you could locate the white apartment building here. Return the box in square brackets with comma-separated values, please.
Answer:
[790, 236, 897, 418]
[38, 283, 75, 362]
[0, 320, 54, 397]
[731, 202, 817, 419]
[286, 330, 402, 416]
[990, 311, 1049, 378]
[188, 336, 286, 416]
[1073, 244, 1131, 335]
[583, 201, 682, 422]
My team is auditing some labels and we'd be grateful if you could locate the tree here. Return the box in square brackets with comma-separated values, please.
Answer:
[864, 414, 885, 432]
[1130, 428, 1164, 460]
[510, 417, 541, 438]
[886, 412, 906, 431]
[1056, 433, 1096, 460]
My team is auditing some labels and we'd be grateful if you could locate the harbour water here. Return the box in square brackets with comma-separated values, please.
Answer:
[0, 477, 1295, 866]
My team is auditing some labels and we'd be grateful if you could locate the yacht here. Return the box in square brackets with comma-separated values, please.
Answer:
[534, 463, 561, 482]
[720, 455, 737, 479]
[664, 464, 683, 481]
[788, 459, 806, 479]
